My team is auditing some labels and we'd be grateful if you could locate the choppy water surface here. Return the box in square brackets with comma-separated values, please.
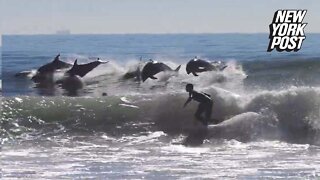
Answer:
[2, 34, 320, 179]
[2, 134, 320, 179]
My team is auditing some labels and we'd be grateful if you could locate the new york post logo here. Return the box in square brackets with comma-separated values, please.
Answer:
[267, 10, 307, 52]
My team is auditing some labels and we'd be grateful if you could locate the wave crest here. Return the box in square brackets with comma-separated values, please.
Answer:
[2, 86, 320, 145]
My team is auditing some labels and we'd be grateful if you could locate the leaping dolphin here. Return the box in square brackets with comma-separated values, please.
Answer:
[66, 58, 109, 77]
[37, 54, 72, 74]
[55, 58, 108, 95]
[186, 57, 227, 76]
[141, 60, 181, 82]
[122, 58, 143, 82]
[31, 54, 72, 83]
[123, 67, 141, 82]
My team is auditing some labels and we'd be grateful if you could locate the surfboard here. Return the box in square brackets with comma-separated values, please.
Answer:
[183, 127, 208, 146]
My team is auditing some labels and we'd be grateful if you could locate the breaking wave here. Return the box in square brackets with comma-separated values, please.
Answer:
[2, 86, 320, 145]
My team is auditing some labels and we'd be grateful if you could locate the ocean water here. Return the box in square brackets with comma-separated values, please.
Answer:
[1, 34, 320, 179]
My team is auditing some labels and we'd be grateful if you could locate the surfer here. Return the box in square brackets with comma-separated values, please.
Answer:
[183, 83, 213, 126]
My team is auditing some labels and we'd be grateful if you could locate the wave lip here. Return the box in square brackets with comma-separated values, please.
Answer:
[207, 112, 278, 142]
[245, 87, 320, 144]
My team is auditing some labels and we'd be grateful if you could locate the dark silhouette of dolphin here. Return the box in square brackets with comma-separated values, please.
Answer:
[123, 67, 141, 82]
[54, 58, 108, 96]
[37, 54, 72, 74]
[141, 60, 181, 82]
[66, 58, 109, 77]
[186, 57, 227, 76]
[31, 54, 72, 83]
[122, 58, 143, 82]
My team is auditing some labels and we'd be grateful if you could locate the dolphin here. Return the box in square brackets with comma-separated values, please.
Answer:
[66, 58, 109, 77]
[31, 54, 72, 83]
[123, 67, 141, 82]
[141, 60, 181, 82]
[55, 58, 108, 95]
[186, 57, 227, 76]
[37, 54, 72, 74]
[122, 58, 143, 82]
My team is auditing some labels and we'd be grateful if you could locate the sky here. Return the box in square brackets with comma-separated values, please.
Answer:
[1, 0, 320, 34]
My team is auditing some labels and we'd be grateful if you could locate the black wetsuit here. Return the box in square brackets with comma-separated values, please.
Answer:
[189, 91, 213, 126]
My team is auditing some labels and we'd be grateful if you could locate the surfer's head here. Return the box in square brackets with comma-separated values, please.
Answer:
[186, 83, 193, 92]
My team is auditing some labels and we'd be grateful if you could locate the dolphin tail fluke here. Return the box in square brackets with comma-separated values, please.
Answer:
[174, 65, 181, 72]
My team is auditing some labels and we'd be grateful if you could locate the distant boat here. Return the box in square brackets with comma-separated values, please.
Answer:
[56, 30, 71, 35]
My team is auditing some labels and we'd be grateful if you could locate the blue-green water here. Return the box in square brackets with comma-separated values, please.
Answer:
[1, 34, 320, 179]
[2, 34, 320, 95]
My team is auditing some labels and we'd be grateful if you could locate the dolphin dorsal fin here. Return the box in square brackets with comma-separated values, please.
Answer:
[174, 65, 181, 72]
[73, 59, 78, 66]
[53, 54, 60, 62]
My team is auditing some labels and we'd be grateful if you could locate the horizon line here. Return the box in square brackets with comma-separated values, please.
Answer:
[2, 32, 270, 35]
[0, 32, 288, 36]
[3, 32, 320, 36]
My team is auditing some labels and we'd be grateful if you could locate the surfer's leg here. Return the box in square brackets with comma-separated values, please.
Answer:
[205, 102, 212, 119]
[195, 104, 206, 126]
[205, 102, 221, 124]
[195, 105, 203, 120]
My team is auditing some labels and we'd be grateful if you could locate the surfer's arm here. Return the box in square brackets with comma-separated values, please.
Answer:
[183, 97, 192, 108]
[183, 94, 192, 108]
